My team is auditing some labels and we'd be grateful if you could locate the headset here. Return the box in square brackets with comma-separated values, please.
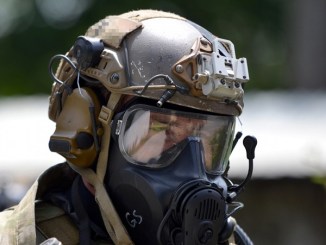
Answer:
[48, 36, 104, 168]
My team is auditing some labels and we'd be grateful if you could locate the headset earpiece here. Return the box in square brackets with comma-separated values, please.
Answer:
[49, 87, 101, 168]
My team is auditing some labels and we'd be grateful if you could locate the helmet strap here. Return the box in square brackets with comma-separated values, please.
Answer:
[68, 92, 134, 245]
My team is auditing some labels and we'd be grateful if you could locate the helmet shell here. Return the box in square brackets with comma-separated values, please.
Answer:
[122, 16, 243, 116]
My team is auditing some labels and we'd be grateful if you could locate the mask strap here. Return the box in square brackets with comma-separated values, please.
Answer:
[68, 92, 134, 245]
[96, 93, 122, 181]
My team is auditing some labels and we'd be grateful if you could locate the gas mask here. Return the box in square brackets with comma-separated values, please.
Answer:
[106, 101, 239, 245]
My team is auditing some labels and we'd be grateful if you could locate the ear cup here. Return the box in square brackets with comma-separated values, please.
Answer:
[49, 87, 101, 168]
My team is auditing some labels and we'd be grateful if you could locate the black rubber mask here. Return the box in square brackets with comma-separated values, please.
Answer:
[105, 104, 235, 245]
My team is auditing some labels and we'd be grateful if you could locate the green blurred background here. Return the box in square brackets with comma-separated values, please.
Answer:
[1, 0, 326, 244]
[1, 0, 325, 95]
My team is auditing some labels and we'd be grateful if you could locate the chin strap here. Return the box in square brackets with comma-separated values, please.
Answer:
[69, 92, 133, 245]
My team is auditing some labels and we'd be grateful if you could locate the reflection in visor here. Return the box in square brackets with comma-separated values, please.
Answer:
[118, 105, 235, 174]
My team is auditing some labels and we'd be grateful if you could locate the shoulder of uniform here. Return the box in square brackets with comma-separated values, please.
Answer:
[36, 162, 77, 199]
[35, 201, 79, 244]
[35, 201, 115, 244]
[35, 201, 66, 223]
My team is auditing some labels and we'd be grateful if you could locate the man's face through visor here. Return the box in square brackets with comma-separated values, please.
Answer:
[114, 104, 235, 174]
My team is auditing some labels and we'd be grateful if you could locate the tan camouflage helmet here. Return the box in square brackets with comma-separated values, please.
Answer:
[49, 9, 249, 122]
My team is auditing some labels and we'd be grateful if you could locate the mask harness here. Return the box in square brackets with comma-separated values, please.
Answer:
[70, 92, 133, 245]
[49, 50, 133, 245]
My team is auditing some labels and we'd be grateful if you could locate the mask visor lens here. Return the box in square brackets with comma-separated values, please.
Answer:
[118, 105, 235, 174]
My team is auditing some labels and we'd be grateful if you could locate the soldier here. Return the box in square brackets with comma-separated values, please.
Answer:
[0, 9, 255, 245]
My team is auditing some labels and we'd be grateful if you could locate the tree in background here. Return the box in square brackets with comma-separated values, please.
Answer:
[0, 0, 325, 95]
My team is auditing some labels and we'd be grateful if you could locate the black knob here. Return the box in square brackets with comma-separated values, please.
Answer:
[73, 36, 104, 70]
[199, 228, 213, 244]
[243, 136, 257, 160]
[76, 132, 94, 149]
[49, 138, 71, 153]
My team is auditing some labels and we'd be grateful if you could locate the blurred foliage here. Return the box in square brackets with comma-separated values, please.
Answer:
[0, 0, 287, 96]
[311, 176, 326, 190]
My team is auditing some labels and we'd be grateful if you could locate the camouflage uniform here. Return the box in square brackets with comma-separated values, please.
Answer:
[0, 163, 112, 244]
